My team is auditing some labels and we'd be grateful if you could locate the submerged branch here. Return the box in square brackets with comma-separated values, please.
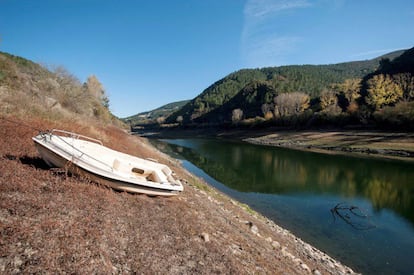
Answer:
[331, 202, 376, 230]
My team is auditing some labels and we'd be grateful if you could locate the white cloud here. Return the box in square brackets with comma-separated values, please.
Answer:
[243, 36, 301, 67]
[241, 0, 311, 67]
[350, 48, 406, 60]
[244, 0, 311, 19]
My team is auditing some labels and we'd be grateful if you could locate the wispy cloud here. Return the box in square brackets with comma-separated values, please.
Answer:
[243, 36, 301, 67]
[244, 0, 311, 19]
[350, 48, 406, 59]
[241, 0, 311, 67]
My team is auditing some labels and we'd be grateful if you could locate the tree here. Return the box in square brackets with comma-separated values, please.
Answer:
[320, 89, 338, 110]
[156, 116, 165, 124]
[319, 89, 342, 115]
[393, 73, 414, 101]
[176, 116, 183, 124]
[274, 92, 310, 117]
[335, 78, 361, 103]
[232, 108, 243, 123]
[379, 58, 391, 71]
[261, 103, 274, 119]
[366, 74, 403, 109]
[52, 66, 86, 114]
[84, 75, 109, 108]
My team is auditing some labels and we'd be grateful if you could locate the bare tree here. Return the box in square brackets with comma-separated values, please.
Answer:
[84, 75, 109, 108]
[156, 116, 165, 124]
[176, 115, 183, 124]
[232, 108, 243, 123]
[274, 92, 310, 117]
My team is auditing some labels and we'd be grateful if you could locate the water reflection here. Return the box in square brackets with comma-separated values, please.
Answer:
[151, 138, 414, 274]
[155, 138, 414, 225]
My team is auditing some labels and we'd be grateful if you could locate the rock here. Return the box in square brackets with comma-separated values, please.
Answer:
[187, 260, 196, 268]
[201, 232, 210, 242]
[313, 269, 322, 275]
[265, 236, 272, 243]
[13, 256, 23, 267]
[293, 258, 301, 265]
[281, 246, 294, 259]
[230, 244, 242, 255]
[0, 257, 6, 272]
[248, 222, 259, 235]
[271, 241, 281, 249]
[300, 263, 310, 272]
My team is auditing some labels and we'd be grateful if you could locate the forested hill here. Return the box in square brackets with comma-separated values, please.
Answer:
[123, 100, 189, 125]
[369, 47, 414, 76]
[165, 49, 406, 125]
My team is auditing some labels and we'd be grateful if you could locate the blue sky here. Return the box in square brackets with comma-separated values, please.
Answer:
[1, 0, 413, 117]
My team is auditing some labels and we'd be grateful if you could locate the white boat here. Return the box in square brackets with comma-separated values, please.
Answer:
[32, 129, 183, 196]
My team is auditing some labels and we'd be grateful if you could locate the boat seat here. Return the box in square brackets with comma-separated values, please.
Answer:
[113, 158, 157, 181]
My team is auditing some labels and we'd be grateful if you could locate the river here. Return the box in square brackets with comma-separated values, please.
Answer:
[150, 138, 414, 275]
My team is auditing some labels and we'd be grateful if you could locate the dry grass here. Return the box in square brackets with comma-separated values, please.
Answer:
[0, 52, 121, 127]
[0, 115, 357, 274]
[0, 116, 233, 273]
[1, 116, 356, 274]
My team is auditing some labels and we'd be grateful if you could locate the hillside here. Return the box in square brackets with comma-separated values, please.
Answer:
[123, 100, 189, 126]
[165, 50, 405, 125]
[161, 49, 413, 127]
[357, 47, 414, 128]
[0, 52, 115, 124]
[0, 53, 358, 273]
[374, 47, 414, 75]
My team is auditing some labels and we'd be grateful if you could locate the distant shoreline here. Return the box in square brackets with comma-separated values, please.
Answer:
[136, 127, 414, 162]
[246, 130, 414, 162]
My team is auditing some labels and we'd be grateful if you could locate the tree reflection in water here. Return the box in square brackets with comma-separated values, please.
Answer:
[150, 138, 414, 275]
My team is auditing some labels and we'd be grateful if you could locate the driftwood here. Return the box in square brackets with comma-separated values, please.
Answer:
[331, 202, 376, 230]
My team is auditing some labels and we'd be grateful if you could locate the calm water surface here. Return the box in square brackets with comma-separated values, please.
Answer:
[150, 138, 414, 275]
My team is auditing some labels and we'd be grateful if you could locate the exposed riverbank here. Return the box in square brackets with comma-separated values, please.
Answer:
[138, 127, 414, 162]
[0, 116, 357, 274]
[244, 130, 414, 162]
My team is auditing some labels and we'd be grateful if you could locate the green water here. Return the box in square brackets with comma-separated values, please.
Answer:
[150, 138, 414, 274]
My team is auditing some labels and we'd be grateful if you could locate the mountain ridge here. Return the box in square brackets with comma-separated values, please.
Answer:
[159, 48, 409, 126]
[123, 100, 190, 125]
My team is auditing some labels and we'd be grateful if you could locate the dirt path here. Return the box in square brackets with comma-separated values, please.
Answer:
[0, 117, 357, 274]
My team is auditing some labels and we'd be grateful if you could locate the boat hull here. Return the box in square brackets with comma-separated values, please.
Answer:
[32, 131, 183, 196]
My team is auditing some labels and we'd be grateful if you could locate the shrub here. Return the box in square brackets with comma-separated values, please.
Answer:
[373, 101, 414, 129]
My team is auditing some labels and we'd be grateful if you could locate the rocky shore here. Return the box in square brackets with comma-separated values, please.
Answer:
[1, 117, 358, 274]
[244, 130, 414, 162]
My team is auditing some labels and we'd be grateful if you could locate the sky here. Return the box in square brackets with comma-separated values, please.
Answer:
[1, 0, 413, 117]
